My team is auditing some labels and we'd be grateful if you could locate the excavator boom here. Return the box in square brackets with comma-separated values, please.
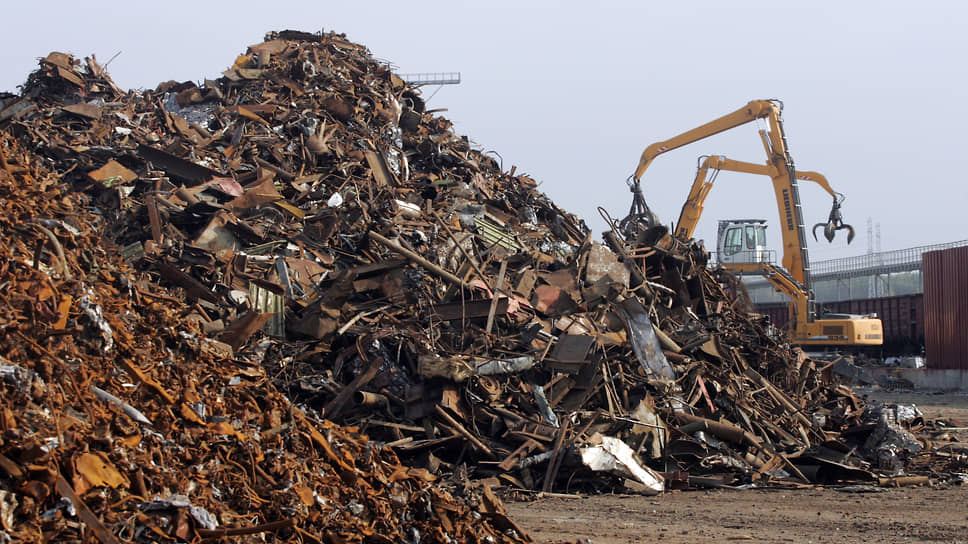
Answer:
[624, 99, 877, 348]
[633, 100, 779, 181]
[622, 99, 781, 238]
[676, 156, 854, 242]
[676, 155, 772, 240]
[628, 99, 855, 286]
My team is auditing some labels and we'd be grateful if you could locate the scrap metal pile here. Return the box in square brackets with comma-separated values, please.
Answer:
[0, 136, 528, 543]
[1, 29, 965, 541]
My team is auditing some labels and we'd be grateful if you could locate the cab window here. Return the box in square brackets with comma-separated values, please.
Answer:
[745, 226, 756, 249]
[723, 227, 743, 255]
[756, 225, 766, 246]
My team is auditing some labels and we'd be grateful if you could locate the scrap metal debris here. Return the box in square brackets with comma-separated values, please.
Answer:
[1, 29, 966, 542]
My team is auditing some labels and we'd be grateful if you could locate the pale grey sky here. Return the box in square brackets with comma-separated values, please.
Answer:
[3, 0, 965, 261]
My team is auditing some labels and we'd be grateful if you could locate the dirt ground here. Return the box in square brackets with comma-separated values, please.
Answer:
[506, 390, 968, 544]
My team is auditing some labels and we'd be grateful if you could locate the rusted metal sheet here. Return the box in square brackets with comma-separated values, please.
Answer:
[432, 297, 510, 321]
[924, 245, 968, 370]
[136, 144, 223, 185]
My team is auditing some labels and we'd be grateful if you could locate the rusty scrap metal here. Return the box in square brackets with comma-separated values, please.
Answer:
[0, 28, 965, 544]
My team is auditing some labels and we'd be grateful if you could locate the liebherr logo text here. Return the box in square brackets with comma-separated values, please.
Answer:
[781, 189, 794, 231]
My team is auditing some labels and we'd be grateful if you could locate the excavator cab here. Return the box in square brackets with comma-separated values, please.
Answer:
[717, 219, 770, 266]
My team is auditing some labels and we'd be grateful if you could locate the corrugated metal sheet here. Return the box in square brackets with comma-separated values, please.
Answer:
[249, 283, 286, 337]
[475, 217, 523, 252]
[923, 245, 968, 370]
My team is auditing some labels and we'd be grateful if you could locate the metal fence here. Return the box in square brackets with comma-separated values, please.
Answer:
[811, 240, 968, 281]
[740, 240, 968, 303]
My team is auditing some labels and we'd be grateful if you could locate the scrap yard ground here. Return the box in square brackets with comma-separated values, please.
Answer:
[509, 483, 968, 543]
[510, 390, 968, 543]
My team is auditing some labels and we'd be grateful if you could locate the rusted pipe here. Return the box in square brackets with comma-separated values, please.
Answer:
[677, 412, 761, 448]
[353, 391, 388, 407]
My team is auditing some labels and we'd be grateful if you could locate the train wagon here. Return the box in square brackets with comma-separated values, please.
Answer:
[755, 293, 924, 356]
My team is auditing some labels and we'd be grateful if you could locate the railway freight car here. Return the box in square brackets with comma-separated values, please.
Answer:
[755, 293, 924, 356]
